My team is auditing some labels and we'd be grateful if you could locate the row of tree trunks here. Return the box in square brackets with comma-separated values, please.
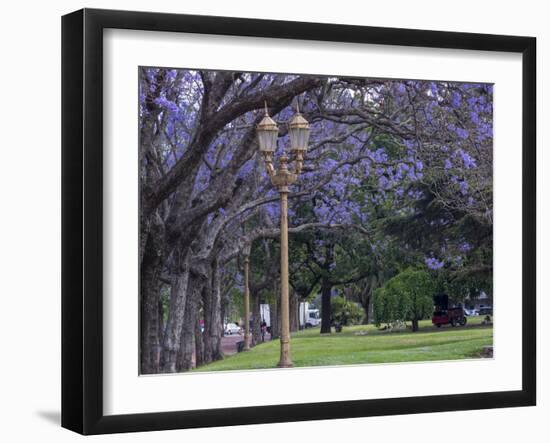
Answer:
[137, 73, 328, 373]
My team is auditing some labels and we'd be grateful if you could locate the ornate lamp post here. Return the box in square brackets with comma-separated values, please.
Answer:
[256, 102, 310, 368]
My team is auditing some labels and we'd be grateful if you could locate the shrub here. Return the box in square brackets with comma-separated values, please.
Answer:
[331, 296, 364, 326]
[373, 269, 435, 331]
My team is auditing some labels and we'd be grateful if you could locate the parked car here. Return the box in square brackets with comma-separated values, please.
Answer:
[478, 307, 493, 316]
[464, 308, 478, 316]
[224, 323, 242, 335]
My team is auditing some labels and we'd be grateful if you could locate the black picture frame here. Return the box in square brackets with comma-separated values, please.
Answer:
[61, 8, 536, 435]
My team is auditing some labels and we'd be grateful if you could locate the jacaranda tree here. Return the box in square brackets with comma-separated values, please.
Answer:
[139, 68, 493, 373]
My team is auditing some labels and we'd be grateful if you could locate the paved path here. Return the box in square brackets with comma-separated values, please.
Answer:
[221, 334, 242, 356]
[221, 334, 273, 356]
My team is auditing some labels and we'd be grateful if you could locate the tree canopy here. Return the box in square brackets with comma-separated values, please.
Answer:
[138, 68, 493, 373]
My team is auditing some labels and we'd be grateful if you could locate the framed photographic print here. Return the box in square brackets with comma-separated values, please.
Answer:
[61, 8, 536, 435]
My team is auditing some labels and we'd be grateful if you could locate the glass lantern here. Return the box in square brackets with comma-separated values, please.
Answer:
[256, 104, 279, 153]
[289, 110, 310, 152]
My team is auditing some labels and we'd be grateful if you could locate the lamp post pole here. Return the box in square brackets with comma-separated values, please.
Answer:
[276, 162, 293, 367]
[256, 102, 310, 368]
[243, 256, 251, 351]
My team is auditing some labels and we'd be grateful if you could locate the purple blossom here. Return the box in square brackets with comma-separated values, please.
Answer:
[458, 150, 477, 169]
[455, 127, 469, 139]
[451, 92, 461, 108]
[425, 257, 445, 270]
[314, 204, 331, 221]
[372, 148, 388, 163]
[154, 96, 179, 113]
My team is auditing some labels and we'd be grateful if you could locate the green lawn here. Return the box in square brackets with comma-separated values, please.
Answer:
[195, 316, 493, 372]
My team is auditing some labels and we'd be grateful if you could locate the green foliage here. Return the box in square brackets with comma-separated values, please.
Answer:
[331, 296, 364, 326]
[373, 268, 435, 327]
[226, 287, 244, 323]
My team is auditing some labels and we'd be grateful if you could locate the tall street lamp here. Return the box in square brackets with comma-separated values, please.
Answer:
[256, 102, 310, 368]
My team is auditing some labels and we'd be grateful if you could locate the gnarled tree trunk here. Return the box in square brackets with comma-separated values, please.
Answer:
[176, 277, 202, 371]
[139, 213, 165, 374]
[202, 260, 224, 363]
[160, 262, 190, 373]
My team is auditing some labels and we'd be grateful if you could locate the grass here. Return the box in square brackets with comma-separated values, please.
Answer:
[195, 316, 493, 372]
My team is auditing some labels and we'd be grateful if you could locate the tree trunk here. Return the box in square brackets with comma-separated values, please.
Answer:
[320, 278, 332, 334]
[160, 265, 190, 373]
[270, 296, 279, 340]
[220, 300, 227, 335]
[176, 278, 201, 371]
[139, 214, 165, 374]
[412, 318, 419, 332]
[159, 298, 165, 339]
[251, 290, 261, 346]
[202, 261, 223, 363]
[289, 290, 299, 332]
[195, 315, 205, 366]
[362, 294, 371, 325]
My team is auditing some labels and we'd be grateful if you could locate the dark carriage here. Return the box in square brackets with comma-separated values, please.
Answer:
[432, 294, 467, 327]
